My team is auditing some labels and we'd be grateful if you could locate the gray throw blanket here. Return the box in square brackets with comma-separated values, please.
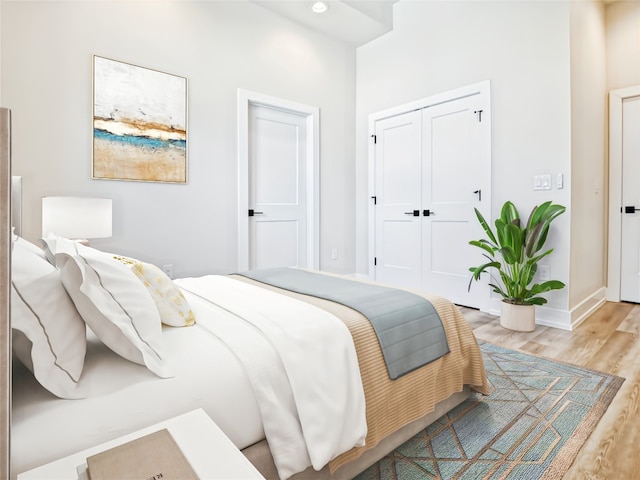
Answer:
[236, 268, 450, 379]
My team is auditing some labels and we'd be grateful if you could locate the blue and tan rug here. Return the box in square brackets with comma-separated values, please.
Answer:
[355, 342, 624, 480]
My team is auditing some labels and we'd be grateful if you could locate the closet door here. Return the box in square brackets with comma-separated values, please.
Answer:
[373, 110, 423, 289]
[372, 84, 491, 308]
[421, 96, 489, 307]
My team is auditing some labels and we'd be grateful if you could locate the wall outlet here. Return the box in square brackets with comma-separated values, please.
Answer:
[538, 264, 550, 281]
[161, 264, 174, 279]
[331, 248, 338, 260]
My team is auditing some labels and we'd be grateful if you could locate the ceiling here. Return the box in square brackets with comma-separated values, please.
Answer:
[251, 0, 399, 47]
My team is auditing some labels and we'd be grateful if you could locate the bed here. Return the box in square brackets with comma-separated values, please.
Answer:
[10, 234, 489, 480]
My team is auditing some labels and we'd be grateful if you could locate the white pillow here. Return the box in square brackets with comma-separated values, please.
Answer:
[14, 236, 48, 261]
[11, 239, 87, 399]
[40, 233, 77, 264]
[113, 255, 195, 327]
[55, 244, 170, 378]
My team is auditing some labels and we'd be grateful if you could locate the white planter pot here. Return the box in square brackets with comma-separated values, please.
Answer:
[500, 301, 536, 332]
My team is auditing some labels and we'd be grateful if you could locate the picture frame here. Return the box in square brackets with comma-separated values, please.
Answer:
[92, 56, 188, 183]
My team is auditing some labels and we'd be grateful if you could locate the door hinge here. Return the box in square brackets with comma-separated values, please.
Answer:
[374, 257, 377, 266]
[371, 134, 377, 144]
[474, 109, 484, 122]
[371, 195, 377, 205]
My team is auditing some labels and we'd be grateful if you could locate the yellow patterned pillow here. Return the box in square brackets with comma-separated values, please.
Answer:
[114, 256, 195, 327]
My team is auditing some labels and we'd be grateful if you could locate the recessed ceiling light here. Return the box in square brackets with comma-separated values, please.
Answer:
[311, 1, 328, 14]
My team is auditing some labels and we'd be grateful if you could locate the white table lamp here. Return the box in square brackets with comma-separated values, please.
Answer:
[42, 197, 112, 242]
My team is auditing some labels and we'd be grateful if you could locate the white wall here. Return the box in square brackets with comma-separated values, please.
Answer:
[569, 0, 607, 313]
[1, 1, 357, 276]
[356, 1, 573, 316]
[606, 0, 640, 91]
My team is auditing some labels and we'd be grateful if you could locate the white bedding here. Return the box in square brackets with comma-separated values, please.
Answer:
[11, 284, 265, 479]
[176, 276, 366, 479]
[11, 275, 367, 480]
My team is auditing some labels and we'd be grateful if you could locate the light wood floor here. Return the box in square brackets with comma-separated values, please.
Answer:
[460, 301, 639, 480]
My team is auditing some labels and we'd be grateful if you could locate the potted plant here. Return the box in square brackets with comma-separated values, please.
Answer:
[468, 200, 566, 331]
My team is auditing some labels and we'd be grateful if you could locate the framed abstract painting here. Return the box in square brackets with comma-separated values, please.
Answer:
[92, 56, 187, 183]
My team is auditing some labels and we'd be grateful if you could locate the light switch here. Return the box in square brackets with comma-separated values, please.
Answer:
[533, 174, 551, 191]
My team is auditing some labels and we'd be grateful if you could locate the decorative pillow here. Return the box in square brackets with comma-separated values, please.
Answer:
[113, 255, 195, 327]
[11, 239, 87, 399]
[55, 244, 170, 378]
[14, 236, 48, 261]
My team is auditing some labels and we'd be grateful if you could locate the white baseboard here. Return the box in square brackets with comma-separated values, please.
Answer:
[568, 287, 607, 330]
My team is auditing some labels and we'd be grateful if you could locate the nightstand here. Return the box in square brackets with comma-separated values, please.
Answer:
[17, 408, 265, 479]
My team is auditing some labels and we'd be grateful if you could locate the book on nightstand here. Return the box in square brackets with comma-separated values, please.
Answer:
[85, 428, 200, 480]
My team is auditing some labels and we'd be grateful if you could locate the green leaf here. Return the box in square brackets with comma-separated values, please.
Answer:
[529, 280, 566, 296]
[500, 201, 520, 225]
[500, 246, 518, 264]
[524, 222, 542, 257]
[526, 201, 550, 230]
[527, 297, 548, 305]
[469, 239, 496, 257]
[474, 208, 497, 245]
[467, 261, 501, 291]
[489, 283, 509, 299]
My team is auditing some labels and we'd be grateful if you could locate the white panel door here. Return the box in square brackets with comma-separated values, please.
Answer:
[421, 96, 489, 307]
[372, 88, 490, 308]
[373, 110, 423, 288]
[249, 105, 307, 270]
[620, 95, 640, 302]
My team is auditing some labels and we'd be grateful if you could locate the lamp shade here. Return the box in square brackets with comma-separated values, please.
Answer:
[42, 196, 112, 239]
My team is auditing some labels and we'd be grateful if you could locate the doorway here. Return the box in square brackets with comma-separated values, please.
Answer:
[608, 85, 640, 302]
[237, 90, 319, 271]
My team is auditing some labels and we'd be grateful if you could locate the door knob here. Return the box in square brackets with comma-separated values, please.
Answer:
[423, 209, 435, 216]
[248, 209, 264, 216]
[624, 206, 640, 214]
[404, 210, 420, 216]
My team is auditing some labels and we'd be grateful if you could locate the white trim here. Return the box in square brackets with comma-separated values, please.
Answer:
[569, 287, 607, 330]
[369, 80, 491, 123]
[534, 307, 573, 331]
[237, 89, 320, 271]
[607, 85, 640, 302]
[367, 80, 492, 311]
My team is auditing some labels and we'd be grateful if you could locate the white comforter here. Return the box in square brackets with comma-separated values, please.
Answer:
[175, 276, 367, 479]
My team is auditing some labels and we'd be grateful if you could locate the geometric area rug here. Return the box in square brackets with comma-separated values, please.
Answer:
[354, 342, 624, 480]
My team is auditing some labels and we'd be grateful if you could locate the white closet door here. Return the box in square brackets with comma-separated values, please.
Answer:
[373, 110, 423, 289]
[421, 96, 489, 307]
[372, 85, 491, 309]
[249, 105, 308, 270]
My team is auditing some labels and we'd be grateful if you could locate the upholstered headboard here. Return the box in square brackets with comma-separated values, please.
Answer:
[1, 107, 11, 479]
